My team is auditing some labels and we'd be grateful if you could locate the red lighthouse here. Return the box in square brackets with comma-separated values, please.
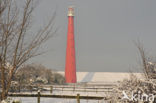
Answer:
[65, 7, 77, 83]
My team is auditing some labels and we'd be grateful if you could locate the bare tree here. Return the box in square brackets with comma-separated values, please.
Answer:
[0, 0, 56, 100]
[135, 42, 149, 80]
[109, 42, 156, 103]
[135, 41, 156, 80]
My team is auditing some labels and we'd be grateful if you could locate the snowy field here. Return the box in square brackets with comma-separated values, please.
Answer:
[58, 72, 143, 83]
[10, 72, 142, 103]
[12, 97, 108, 103]
[10, 89, 110, 103]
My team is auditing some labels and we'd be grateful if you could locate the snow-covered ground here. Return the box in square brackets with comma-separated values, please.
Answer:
[58, 71, 143, 83]
[12, 97, 109, 103]
[11, 90, 109, 103]
[11, 72, 142, 103]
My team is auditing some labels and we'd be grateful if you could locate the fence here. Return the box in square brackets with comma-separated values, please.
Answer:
[20, 83, 116, 93]
[8, 83, 115, 103]
[8, 91, 107, 103]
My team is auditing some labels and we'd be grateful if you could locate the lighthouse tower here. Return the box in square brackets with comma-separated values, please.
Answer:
[65, 7, 77, 83]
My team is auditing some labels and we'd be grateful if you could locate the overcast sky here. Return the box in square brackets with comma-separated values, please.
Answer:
[28, 0, 156, 72]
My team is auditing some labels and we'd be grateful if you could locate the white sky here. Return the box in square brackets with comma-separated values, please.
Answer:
[25, 0, 156, 72]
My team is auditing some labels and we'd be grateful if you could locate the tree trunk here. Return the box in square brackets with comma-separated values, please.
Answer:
[1, 90, 7, 101]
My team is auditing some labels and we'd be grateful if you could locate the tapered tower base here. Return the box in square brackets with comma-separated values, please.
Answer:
[65, 7, 77, 83]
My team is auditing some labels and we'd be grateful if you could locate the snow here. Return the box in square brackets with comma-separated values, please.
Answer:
[12, 97, 108, 103]
[58, 72, 143, 83]
[10, 72, 143, 103]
